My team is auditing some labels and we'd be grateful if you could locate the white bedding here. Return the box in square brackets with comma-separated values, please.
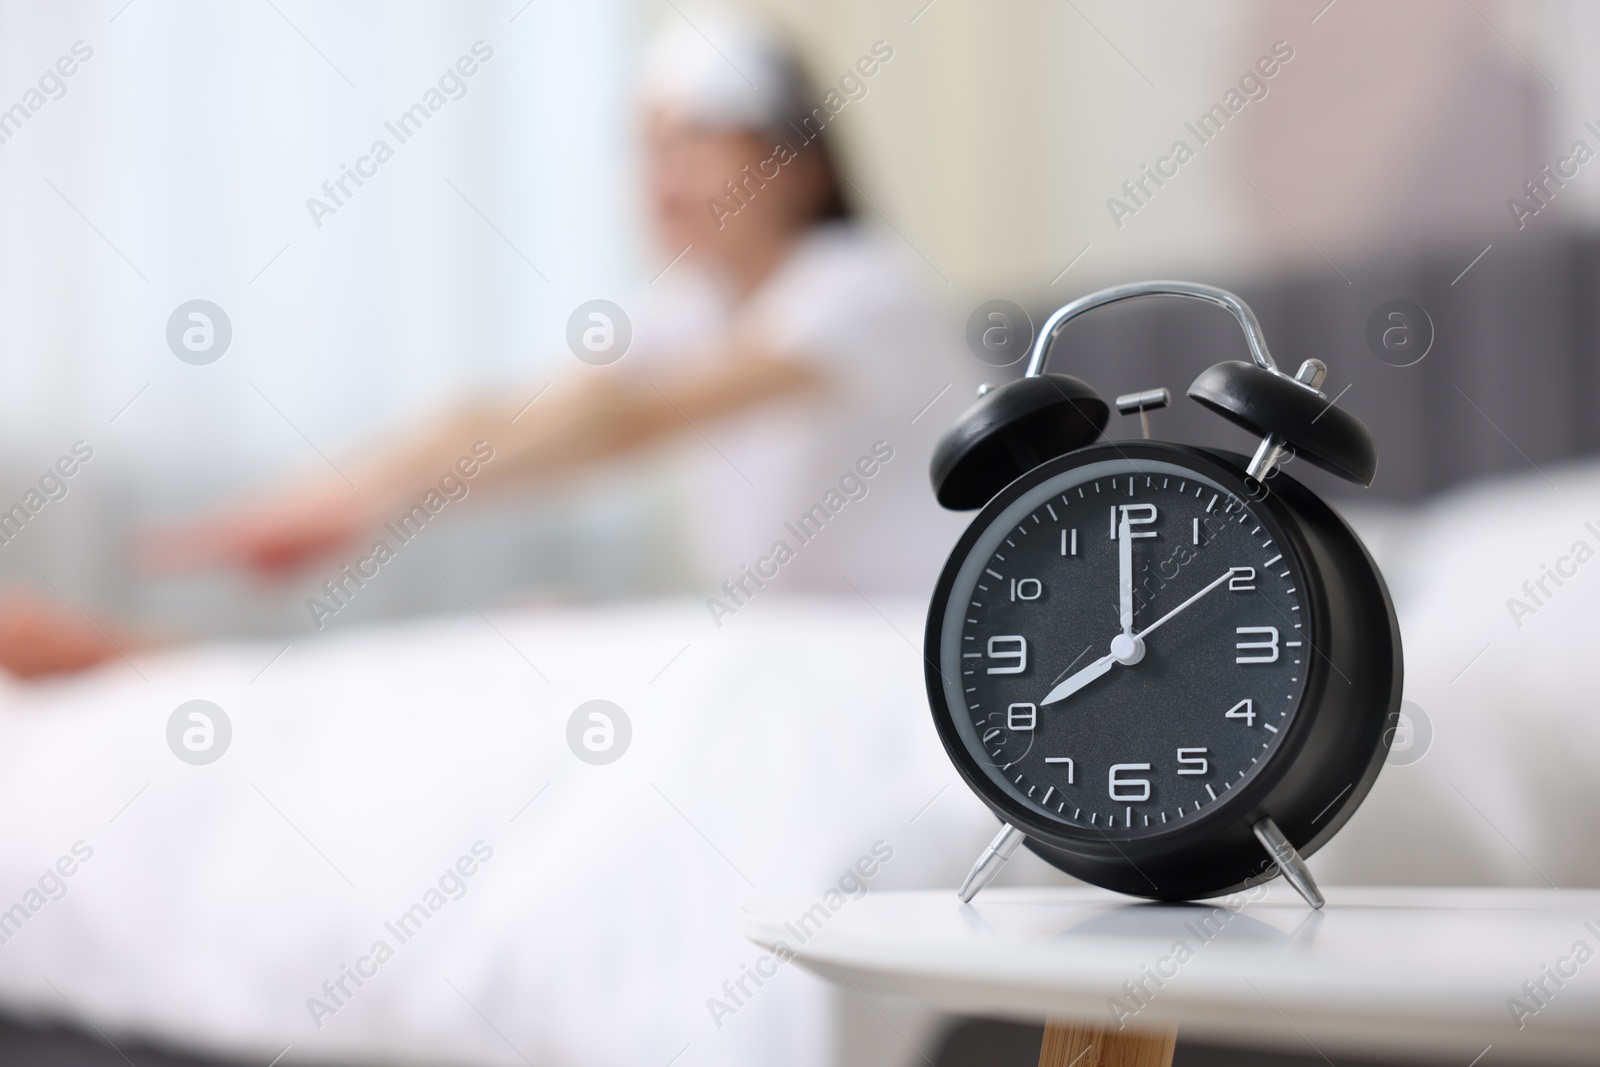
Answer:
[0, 461, 1596, 1066]
[0, 597, 1003, 1067]
[1313, 462, 1600, 890]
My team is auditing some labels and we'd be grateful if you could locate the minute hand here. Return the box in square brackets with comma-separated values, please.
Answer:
[1118, 513, 1134, 636]
[1135, 569, 1234, 641]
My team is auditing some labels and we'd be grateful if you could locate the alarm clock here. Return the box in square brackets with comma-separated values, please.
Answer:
[925, 281, 1402, 909]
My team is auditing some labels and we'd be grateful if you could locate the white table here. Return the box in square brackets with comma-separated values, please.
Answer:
[745, 885, 1600, 1066]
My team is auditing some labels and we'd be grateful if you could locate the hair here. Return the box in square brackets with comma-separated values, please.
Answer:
[771, 69, 853, 224]
[807, 129, 854, 222]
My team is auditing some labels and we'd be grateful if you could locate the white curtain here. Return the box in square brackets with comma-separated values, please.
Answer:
[0, 0, 653, 631]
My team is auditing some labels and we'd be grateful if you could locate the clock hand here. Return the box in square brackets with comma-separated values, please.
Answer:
[1134, 568, 1234, 641]
[1040, 514, 1133, 709]
[1039, 651, 1117, 705]
[1118, 511, 1134, 637]
[1043, 643, 1096, 690]
[1041, 568, 1234, 707]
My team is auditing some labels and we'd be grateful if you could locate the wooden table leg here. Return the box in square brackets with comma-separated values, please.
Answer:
[1038, 1018, 1177, 1067]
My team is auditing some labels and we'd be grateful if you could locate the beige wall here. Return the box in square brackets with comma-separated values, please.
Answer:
[745, 0, 1258, 299]
[648, 0, 1576, 306]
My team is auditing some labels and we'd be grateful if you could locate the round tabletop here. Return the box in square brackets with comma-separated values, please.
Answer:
[744, 885, 1600, 1065]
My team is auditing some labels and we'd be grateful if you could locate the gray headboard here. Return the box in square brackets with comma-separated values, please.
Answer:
[1028, 229, 1600, 503]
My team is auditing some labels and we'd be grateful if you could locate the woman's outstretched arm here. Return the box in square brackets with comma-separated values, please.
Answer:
[148, 348, 826, 577]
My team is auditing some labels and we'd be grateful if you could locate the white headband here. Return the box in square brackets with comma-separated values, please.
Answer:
[638, 5, 809, 134]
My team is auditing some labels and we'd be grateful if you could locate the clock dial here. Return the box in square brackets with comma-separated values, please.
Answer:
[936, 456, 1309, 838]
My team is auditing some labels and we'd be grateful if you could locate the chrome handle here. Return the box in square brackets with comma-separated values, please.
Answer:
[1026, 280, 1279, 379]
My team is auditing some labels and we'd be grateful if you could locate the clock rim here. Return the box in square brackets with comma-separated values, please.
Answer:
[924, 441, 1401, 900]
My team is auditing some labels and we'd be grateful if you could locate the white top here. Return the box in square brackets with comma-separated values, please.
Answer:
[745, 885, 1600, 1064]
[626, 222, 972, 596]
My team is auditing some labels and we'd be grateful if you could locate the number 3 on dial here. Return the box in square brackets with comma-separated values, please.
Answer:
[1235, 626, 1279, 664]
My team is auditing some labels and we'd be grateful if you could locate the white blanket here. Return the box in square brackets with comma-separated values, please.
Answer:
[0, 597, 1001, 1067]
[1313, 462, 1600, 890]
[0, 462, 1597, 1065]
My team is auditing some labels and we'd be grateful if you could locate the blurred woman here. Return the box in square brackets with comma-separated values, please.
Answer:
[0, 7, 964, 677]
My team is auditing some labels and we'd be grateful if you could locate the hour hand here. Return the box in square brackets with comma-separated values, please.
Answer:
[1040, 652, 1116, 706]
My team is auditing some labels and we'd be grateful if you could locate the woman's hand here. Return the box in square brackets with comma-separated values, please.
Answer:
[143, 474, 383, 579]
[0, 592, 131, 680]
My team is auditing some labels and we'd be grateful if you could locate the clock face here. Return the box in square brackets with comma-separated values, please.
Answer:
[934, 454, 1311, 839]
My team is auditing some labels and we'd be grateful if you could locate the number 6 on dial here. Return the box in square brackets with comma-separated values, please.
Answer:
[1109, 763, 1151, 802]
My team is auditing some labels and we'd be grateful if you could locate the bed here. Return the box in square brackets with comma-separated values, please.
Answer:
[0, 461, 1595, 1067]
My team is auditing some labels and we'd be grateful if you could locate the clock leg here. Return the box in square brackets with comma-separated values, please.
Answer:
[1253, 816, 1325, 909]
[956, 823, 1025, 902]
[1038, 1018, 1177, 1067]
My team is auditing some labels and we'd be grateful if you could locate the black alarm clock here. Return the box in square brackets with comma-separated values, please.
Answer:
[925, 281, 1402, 909]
